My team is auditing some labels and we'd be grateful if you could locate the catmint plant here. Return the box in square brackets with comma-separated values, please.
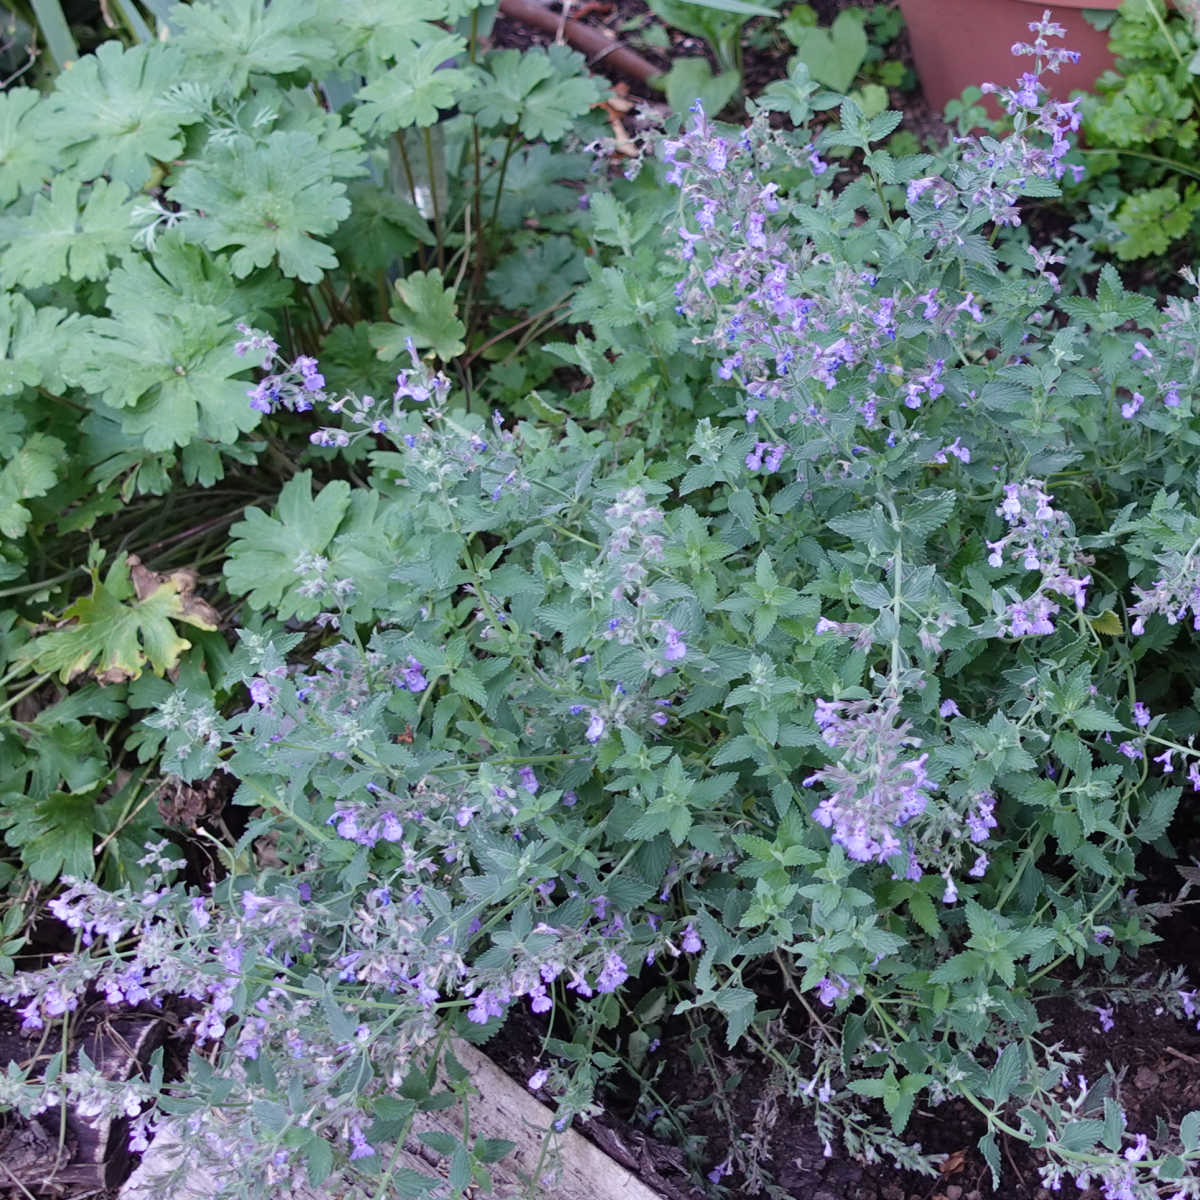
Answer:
[9, 8, 1200, 1200]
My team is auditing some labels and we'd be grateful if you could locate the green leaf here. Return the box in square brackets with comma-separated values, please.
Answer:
[1181, 1110, 1200, 1151]
[787, 10, 868, 92]
[1135, 786, 1180, 843]
[1113, 183, 1200, 260]
[223, 471, 352, 618]
[169, 131, 352, 283]
[487, 236, 588, 313]
[304, 1135, 333, 1186]
[984, 1043, 1023, 1105]
[171, 0, 336, 91]
[0, 88, 60, 204]
[459, 48, 555, 128]
[1102, 1098, 1125, 1152]
[332, 181, 434, 275]
[978, 1131, 1001, 1189]
[1089, 610, 1124, 636]
[71, 304, 261, 452]
[714, 984, 756, 1046]
[0, 433, 64, 538]
[1058, 1119, 1105, 1152]
[46, 41, 193, 189]
[678, 0, 776, 14]
[352, 35, 472, 134]
[106, 233, 290, 324]
[22, 553, 220, 684]
[328, 0, 450, 61]
[0, 294, 80, 396]
[0, 786, 102, 882]
[659, 58, 741, 116]
[0, 178, 135, 288]
[513, 46, 605, 142]
[372, 269, 467, 361]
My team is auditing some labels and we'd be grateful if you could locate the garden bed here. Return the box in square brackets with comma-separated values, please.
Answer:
[5, 0, 1200, 1198]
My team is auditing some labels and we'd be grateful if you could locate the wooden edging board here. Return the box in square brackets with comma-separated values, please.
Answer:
[121, 1036, 665, 1200]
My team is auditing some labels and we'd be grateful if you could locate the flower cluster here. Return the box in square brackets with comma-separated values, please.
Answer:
[1129, 543, 1200, 634]
[237, 323, 326, 415]
[987, 480, 1090, 636]
[803, 697, 934, 866]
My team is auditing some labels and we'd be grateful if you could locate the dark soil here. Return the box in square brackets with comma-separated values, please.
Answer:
[484, 909, 1200, 1200]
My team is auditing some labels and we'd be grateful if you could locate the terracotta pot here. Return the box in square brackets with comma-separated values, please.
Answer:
[896, 0, 1123, 115]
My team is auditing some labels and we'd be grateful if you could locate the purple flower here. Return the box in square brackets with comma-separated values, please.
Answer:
[1121, 392, 1145, 420]
[1132, 701, 1151, 727]
[805, 143, 828, 176]
[348, 1126, 374, 1161]
[805, 698, 933, 864]
[681, 924, 702, 954]
[662, 626, 687, 662]
[1096, 1006, 1115, 1033]
[467, 987, 506, 1024]
[595, 951, 629, 994]
[528, 1069, 549, 1090]
[519, 766, 539, 794]
[585, 712, 606, 743]
[708, 1159, 732, 1184]
[939, 699, 961, 718]
[400, 656, 427, 692]
[816, 975, 850, 1006]
[966, 794, 996, 843]
[1124, 1133, 1148, 1163]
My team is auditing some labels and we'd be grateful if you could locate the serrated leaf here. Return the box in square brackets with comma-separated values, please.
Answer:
[907, 890, 940, 936]
[1089, 610, 1123, 636]
[46, 42, 193, 189]
[22, 554, 219, 684]
[978, 1130, 1001, 1189]
[0, 787, 103, 882]
[352, 36, 471, 134]
[0, 294, 80, 397]
[0, 178, 135, 288]
[169, 130, 351, 283]
[1135, 786, 1180, 844]
[714, 984, 756, 1047]
[0, 88, 59, 205]
[984, 1043, 1023, 1105]
[372, 269, 466, 361]
[71, 304, 261, 452]
[1070, 707, 1125, 732]
[0, 433, 64, 538]
[486, 236, 588, 312]
[172, 0, 336, 91]
[224, 471, 351, 618]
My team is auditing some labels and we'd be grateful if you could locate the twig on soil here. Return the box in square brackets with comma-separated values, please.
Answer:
[498, 0, 663, 87]
[1163, 1044, 1200, 1066]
